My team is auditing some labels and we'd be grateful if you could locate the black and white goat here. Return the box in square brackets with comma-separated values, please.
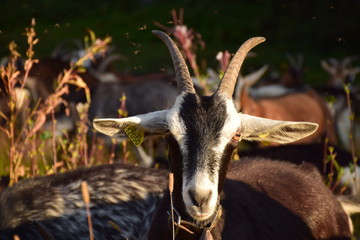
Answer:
[0, 164, 167, 240]
[94, 31, 352, 239]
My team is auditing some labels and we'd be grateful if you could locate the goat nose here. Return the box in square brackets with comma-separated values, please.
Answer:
[188, 189, 212, 208]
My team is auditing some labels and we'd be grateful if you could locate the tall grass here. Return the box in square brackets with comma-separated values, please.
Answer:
[0, 19, 112, 185]
[344, 83, 359, 193]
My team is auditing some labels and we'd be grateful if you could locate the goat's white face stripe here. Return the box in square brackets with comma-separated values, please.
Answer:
[166, 93, 187, 149]
[215, 95, 241, 155]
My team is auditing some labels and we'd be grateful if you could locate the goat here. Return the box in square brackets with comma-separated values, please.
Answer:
[318, 57, 360, 153]
[94, 30, 352, 239]
[88, 58, 178, 165]
[0, 57, 31, 126]
[278, 52, 305, 88]
[230, 53, 338, 145]
[0, 86, 30, 126]
[87, 43, 178, 121]
[239, 142, 351, 173]
[0, 163, 167, 240]
[320, 57, 360, 88]
[238, 142, 360, 194]
[88, 72, 177, 121]
[236, 73, 336, 145]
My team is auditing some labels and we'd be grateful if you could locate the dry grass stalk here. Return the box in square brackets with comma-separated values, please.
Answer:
[168, 172, 175, 240]
[81, 181, 94, 240]
[12, 235, 20, 240]
[119, 93, 129, 163]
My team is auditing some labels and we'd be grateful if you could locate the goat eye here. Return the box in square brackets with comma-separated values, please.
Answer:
[231, 131, 241, 142]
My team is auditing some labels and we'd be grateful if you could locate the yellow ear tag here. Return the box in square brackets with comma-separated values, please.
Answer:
[124, 125, 145, 146]
[258, 132, 269, 138]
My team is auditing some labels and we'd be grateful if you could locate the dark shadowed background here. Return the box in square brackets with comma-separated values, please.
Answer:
[0, 0, 359, 84]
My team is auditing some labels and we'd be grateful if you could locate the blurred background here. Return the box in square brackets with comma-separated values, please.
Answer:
[0, 0, 360, 189]
[1, 0, 359, 84]
[1, 1, 360, 235]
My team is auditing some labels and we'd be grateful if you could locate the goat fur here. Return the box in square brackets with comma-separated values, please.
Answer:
[0, 164, 167, 240]
[148, 157, 351, 240]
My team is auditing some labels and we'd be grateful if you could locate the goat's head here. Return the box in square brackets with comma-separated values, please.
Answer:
[93, 30, 318, 226]
[321, 57, 360, 88]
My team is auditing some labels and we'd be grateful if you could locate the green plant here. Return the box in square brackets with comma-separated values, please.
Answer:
[344, 83, 359, 193]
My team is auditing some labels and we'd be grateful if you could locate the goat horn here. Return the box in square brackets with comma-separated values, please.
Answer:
[217, 37, 265, 98]
[152, 30, 195, 94]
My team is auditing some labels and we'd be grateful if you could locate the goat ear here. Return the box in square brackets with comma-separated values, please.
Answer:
[238, 114, 318, 144]
[93, 110, 169, 137]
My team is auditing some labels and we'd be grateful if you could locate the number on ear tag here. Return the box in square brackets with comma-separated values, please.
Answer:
[124, 125, 144, 146]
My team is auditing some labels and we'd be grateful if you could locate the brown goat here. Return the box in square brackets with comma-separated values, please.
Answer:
[238, 84, 336, 145]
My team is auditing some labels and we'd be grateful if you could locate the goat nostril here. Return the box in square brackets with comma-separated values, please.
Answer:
[188, 189, 198, 206]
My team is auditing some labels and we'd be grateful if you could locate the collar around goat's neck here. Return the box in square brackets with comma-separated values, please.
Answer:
[168, 204, 222, 240]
